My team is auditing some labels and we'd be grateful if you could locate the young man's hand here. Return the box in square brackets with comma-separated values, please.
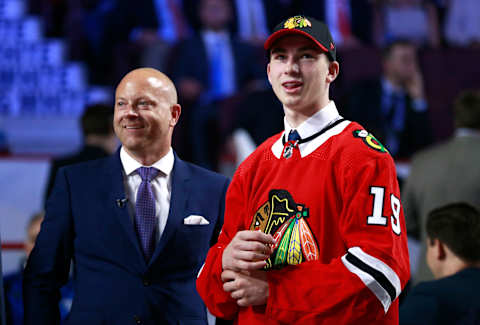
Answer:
[221, 269, 269, 307]
[222, 230, 275, 272]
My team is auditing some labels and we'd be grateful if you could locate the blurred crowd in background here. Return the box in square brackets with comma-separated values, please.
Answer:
[0, 0, 479, 168]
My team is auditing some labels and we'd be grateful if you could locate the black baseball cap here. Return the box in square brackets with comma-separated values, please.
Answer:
[264, 15, 336, 62]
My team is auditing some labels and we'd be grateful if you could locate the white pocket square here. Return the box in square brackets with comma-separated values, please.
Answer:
[183, 215, 210, 225]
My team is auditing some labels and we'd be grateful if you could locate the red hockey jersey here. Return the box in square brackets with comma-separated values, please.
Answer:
[197, 119, 410, 324]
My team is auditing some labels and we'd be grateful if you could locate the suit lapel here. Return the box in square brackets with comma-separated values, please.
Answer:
[149, 153, 190, 265]
[107, 151, 147, 268]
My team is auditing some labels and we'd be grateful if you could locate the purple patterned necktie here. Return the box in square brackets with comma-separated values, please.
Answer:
[135, 167, 159, 261]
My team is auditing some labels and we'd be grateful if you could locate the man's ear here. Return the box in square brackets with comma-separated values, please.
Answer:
[327, 61, 340, 84]
[170, 104, 181, 127]
[432, 238, 447, 261]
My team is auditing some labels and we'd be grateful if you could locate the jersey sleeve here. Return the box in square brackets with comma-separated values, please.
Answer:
[196, 172, 244, 319]
[264, 154, 410, 324]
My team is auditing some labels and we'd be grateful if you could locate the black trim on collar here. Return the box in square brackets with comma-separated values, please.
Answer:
[282, 118, 346, 145]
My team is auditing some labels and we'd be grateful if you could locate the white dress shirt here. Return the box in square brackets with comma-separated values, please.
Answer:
[272, 101, 350, 158]
[120, 147, 174, 241]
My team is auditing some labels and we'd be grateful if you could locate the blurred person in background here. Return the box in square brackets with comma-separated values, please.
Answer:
[111, 0, 194, 71]
[84, 0, 196, 84]
[400, 203, 480, 325]
[373, 0, 440, 48]
[344, 39, 433, 160]
[298, 0, 376, 48]
[3, 212, 74, 325]
[231, 0, 270, 45]
[231, 0, 294, 46]
[23, 68, 229, 324]
[173, 0, 264, 107]
[44, 103, 117, 202]
[402, 89, 480, 284]
[444, 0, 480, 48]
[173, 0, 265, 169]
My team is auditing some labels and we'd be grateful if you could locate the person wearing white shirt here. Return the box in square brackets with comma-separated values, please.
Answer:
[23, 68, 230, 324]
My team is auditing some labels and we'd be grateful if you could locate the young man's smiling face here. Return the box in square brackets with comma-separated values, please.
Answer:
[267, 35, 338, 121]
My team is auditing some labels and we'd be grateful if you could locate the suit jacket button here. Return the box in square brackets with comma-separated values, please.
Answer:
[133, 315, 142, 324]
[143, 278, 150, 286]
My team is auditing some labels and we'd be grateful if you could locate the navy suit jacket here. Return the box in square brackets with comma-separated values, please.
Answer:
[344, 79, 433, 159]
[400, 268, 480, 325]
[23, 151, 230, 325]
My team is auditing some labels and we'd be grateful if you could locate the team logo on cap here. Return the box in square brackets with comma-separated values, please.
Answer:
[284, 15, 312, 29]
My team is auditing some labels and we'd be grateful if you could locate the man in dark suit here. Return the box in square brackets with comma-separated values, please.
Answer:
[44, 103, 118, 203]
[344, 39, 432, 160]
[173, 0, 265, 169]
[23, 68, 230, 325]
[173, 0, 264, 106]
[400, 203, 480, 325]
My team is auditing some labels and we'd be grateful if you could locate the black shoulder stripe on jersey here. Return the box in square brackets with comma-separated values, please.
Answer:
[345, 252, 396, 303]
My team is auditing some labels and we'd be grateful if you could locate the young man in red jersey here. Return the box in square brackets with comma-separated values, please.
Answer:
[197, 15, 410, 324]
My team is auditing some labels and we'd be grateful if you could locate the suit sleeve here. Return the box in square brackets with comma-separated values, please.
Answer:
[264, 155, 410, 323]
[23, 168, 74, 325]
[197, 175, 245, 319]
[210, 178, 231, 247]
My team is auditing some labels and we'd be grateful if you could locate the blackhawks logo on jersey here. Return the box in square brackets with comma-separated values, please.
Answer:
[249, 190, 319, 270]
[353, 129, 389, 153]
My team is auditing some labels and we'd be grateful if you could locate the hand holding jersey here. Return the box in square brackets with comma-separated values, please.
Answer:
[222, 230, 275, 271]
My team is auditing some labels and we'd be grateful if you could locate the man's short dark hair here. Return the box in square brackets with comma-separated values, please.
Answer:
[381, 39, 415, 61]
[426, 202, 480, 263]
[81, 104, 114, 137]
[453, 89, 480, 130]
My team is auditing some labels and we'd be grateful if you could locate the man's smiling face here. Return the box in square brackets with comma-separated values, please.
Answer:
[113, 71, 175, 158]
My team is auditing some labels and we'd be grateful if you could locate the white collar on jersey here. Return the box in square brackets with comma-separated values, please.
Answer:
[271, 101, 351, 158]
